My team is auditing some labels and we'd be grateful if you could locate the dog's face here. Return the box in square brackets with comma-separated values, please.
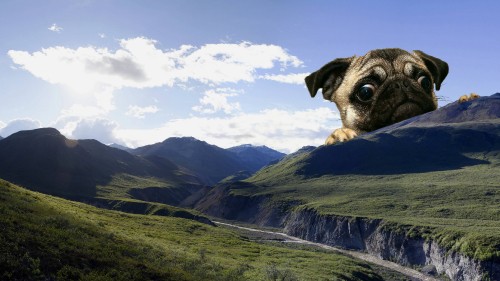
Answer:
[305, 48, 448, 133]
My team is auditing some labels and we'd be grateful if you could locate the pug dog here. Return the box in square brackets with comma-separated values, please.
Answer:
[305, 48, 449, 145]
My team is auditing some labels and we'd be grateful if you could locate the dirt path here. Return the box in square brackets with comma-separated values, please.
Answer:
[215, 221, 440, 281]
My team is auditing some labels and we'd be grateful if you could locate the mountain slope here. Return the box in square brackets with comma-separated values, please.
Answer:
[195, 94, 500, 279]
[250, 93, 500, 183]
[0, 128, 201, 199]
[227, 144, 285, 172]
[0, 179, 389, 281]
[133, 137, 248, 185]
[109, 143, 133, 152]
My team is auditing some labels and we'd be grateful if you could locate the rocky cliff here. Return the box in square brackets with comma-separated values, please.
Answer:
[284, 209, 499, 281]
[194, 183, 295, 226]
[196, 186, 499, 280]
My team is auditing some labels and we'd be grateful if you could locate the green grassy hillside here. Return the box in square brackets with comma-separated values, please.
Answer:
[0, 179, 396, 281]
[240, 160, 500, 262]
[0, 129, 211, 225]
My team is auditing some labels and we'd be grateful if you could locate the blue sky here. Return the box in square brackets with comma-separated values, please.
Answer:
[0, 0, 499, 152]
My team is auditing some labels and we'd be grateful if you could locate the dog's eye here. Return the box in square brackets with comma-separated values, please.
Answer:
[357, 84, 375, 102]
[418, 76, 432, 91]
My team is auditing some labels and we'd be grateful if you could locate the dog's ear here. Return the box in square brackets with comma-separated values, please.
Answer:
[305, 56, 354, 100]
[413, 50, 449, 91]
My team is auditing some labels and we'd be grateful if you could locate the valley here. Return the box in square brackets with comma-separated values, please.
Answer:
[0, 94, 499, 280]
[0, 179, 407, 280]
[215, 221, 442, 280]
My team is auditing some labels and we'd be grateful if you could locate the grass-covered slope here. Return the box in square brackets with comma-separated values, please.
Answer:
[0, 128, 209, 223]
[0, 179, 392, 281]
[223, 94, 500, 261]
[239, 167, 500, 261]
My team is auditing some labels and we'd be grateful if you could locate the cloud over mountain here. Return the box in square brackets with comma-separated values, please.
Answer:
[6, 37, 327, 152]
[0, 118, 41, 137]
[117, 107, 341, 153]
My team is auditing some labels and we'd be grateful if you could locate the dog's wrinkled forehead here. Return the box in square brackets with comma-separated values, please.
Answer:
[353, 49, 424, 81]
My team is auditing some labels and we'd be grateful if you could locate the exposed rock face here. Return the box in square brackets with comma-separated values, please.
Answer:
[197, 187, 499, 280]
[284, 209, 499, 281]
[197, 189, 499, 281]
[195, 183, 295, 226]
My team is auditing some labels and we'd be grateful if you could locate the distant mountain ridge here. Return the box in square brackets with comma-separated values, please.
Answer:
[133, 138, 285, 185]
[227, 144, 285, 172]
[0, 128, 201, 198]
[108, 143, 132, 152]
[0, 127, 286, 195]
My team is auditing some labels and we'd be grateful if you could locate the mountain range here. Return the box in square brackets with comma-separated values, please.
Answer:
[227, 144, 285, 171]
[132, 138, 284, 185]
[0, 128, 202, 199]
[0, 127, 285, 205]
[109, 142, 133, 152]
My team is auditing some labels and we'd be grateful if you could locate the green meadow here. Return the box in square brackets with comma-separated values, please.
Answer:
[0, 179, 411, 281]
[242, 157, 500, 262]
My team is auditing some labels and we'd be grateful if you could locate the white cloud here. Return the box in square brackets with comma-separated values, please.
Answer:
[48, 23, 63, 33]
[70, 118, 119, 144]
[99, 33, 106, 38]
[56, 117, 79, 137]
[260, 73, 309, 84]
[6, 38, 323, 151]
[0, 121, 5, 130]
[126, 105, 159, 119]
[60, 105, 107, 119]
[176, 42, 303, 84]
[55, 117, 121, 145]
[0, 118, 42, 137]
[192, 88, 241, 114]
[8, 38, 304, 92]
[58, 86, 116, 120]
[115, 107, 341, 153]
[8, 38, 305, 129]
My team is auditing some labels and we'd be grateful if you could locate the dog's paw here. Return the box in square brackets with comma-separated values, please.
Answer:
[458, 95, 469, 103]
[469, 93, 480, 100]
[325, 128, 358, 145]
[459, 93, 480, 103]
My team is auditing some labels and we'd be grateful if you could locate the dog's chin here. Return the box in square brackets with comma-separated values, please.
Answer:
[390, 102, 425, 123]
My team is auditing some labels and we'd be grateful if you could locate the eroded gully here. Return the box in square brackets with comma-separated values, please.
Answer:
[215, 221, 439, 281]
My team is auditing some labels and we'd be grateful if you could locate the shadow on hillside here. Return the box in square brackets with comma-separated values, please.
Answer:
[298, 125, 499, 176]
